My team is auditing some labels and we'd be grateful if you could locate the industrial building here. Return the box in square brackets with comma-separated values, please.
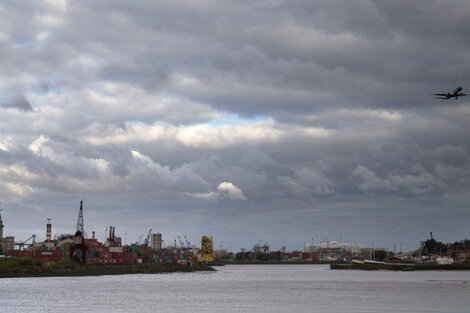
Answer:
[150, 233, 162, 251]
[0, 209, 14, 254]
[1, 200, 210, 266]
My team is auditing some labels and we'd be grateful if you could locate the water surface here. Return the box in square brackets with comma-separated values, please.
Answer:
[0, 265, 469, 312]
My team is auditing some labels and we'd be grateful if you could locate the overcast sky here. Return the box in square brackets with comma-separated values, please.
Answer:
[1, 0, 469, 251]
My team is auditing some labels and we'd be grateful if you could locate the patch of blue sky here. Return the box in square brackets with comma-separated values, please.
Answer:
[209, 114, 268, 126]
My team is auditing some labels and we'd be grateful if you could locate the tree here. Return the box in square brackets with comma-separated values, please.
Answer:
[374, 250, 387, 262]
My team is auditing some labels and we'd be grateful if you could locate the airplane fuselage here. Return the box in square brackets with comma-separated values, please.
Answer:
[433, 86, 466, 100]
[447, 87, 464, 98]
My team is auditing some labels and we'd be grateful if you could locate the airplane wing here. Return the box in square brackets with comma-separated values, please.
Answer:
[432, 93, 447, 96]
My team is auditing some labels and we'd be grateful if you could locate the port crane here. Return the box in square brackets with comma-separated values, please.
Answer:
[177, 235, 185, 249]
[144, 228, 152, 246]
[15, 235, 36, 250]
[184, 235, 191, 248]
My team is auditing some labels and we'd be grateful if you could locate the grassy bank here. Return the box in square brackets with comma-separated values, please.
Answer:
[0, 257, 214, 278]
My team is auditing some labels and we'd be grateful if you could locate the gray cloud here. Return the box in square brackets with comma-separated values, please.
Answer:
[352, 165, 442, 195]
[1, 94, 34, 112]
[0, 1, 470, 250]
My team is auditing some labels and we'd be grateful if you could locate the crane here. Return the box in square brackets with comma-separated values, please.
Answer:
[177, 235, 185, 249]
[138, 234, 143, 245]
[144, 228, 152, 246]
[184, 235, 191, 248]
[15, 235, 36, 250]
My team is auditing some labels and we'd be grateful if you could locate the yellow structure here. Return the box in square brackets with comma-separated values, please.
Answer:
[200, 236, 214, 263]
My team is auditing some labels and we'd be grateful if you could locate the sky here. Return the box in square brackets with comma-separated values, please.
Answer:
[0, 0, 469, 252]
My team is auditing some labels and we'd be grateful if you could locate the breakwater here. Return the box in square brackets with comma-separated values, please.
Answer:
[0, 257, 214, 278]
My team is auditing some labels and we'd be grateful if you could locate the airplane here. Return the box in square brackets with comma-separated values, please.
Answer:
[431, 86, 466, 100]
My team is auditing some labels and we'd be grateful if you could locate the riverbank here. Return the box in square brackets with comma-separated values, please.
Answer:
[0, 257, 214, 278]
[330, 262, 470, 271]
[223, 260, 337, 265]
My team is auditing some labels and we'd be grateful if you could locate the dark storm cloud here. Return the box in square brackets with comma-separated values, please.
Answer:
[64, 0, 466, 113]
[1, 94, 33, 112]
[0, 1, 470, 249]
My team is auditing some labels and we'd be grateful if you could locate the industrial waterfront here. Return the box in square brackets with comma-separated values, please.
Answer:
[0, 201, 216, 270]
[1, 200, 470, 272]
[0, 265, 469, 313]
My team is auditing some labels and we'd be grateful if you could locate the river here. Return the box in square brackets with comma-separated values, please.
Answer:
[0, 265, 469, 312]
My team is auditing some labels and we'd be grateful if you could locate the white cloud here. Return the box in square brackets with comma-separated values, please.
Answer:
[298, 127, 330, 138]
[1, 182, 34, 197]
[184, 191, 219, 201]
[175, 122, 282, 148]
[28, 135, 49, 154]
[185, 181, 246, 201]
[0, 136, 13, 151]
[217, 181, 247, 200]
[83, 119, 332, 148]
[304, 108, 402, 124]
[337, 109, 402, 122]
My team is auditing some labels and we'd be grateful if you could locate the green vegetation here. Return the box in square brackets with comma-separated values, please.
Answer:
[0, 257, 214, 278]
[234, 250, 292, 262]
[235, 251, 283, 262]
[419, 238, 447, 256]
[0, 257, 51, 277]
[373, 250, 388, 262]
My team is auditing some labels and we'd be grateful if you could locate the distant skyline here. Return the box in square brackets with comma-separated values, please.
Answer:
[0, 1, 469, 251]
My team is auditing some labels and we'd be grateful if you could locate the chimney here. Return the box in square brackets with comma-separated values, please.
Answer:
[46, 218, 52, 242]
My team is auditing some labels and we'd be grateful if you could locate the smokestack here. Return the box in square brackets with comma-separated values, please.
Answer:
[92, 231, 95, 239]
[46, 218, 51, 242]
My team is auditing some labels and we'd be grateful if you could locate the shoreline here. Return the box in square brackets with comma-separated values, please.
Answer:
[223, 261, 344, 265]
[330, 263, 470, 271]
[0, 258, 214, 278]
